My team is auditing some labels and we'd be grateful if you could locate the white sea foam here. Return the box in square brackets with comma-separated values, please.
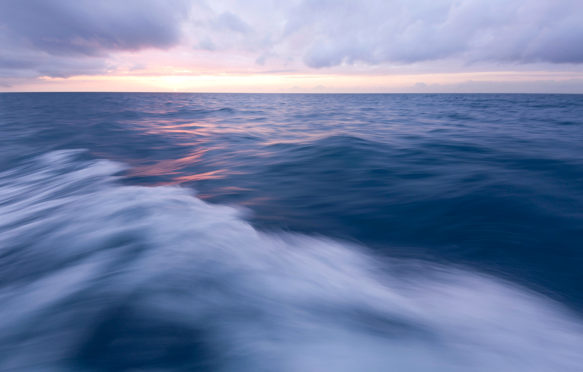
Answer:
[0, 150, 582, 371]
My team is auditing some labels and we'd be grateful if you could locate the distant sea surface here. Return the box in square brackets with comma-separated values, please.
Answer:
[1, 93, 582, 371]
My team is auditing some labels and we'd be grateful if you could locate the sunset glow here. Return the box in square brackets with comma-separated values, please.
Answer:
[10, 70, 581, 93]
[1, 0, 582, 93]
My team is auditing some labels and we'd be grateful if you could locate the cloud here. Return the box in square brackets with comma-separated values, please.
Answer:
[213, 12, 251, 34]
[0, 0, 582, 82]
[0, 0, 189, 56]
[184, 0, 583, 69]
[0, 0, 189, 78]
[285, 0, 583, 68]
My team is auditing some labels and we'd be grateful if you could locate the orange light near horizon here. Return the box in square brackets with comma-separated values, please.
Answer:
[17, 70, 583, 93]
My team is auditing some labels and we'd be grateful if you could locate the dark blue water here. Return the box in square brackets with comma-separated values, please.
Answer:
[1, 93, 582, 371]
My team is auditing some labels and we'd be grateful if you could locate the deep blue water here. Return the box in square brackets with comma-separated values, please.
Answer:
[1, 93, 582, 371]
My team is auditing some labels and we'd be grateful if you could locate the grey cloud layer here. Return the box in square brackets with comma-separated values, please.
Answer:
[0, 0, 582, 79]
[0, 0, 188, 55]
[0, 0, 189, 78]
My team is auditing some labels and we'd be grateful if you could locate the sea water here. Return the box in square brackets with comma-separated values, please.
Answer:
[0, 93, 582, 371]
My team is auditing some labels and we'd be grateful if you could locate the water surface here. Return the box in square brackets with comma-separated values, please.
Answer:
[1, 93, 582, 371]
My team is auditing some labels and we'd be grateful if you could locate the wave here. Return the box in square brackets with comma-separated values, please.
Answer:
[1, 150, 582, 371]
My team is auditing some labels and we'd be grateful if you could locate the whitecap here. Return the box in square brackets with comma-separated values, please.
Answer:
[0, 150, 582, 371]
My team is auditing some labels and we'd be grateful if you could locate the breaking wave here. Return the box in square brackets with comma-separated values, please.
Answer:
[1, 150, 582, 371]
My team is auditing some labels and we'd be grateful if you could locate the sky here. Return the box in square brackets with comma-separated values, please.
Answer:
[1, 0, 582, 93]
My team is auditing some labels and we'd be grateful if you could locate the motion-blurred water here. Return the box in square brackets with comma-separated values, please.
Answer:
[1, 93, 582, 371]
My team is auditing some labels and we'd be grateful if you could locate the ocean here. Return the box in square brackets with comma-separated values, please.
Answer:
[0, 93, 582, 371]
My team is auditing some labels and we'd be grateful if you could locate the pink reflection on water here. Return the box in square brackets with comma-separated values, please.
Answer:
[131, 167, 229, 187]
[239, 196, 273, 206]
[172, 170, 226, 183]
[125, 118, 269, 186]
[128, 149, 208, 177]
[141, 118, 287, 139]
[139, 120, 215, 137]
[125, 142, 235, 186]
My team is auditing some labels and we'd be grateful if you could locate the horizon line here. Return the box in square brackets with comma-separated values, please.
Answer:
[2, 91, 582, 95]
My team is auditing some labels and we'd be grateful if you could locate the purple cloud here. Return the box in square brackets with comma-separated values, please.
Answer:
[0, 0, 582, 82]
[0, 0, 189, 56]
